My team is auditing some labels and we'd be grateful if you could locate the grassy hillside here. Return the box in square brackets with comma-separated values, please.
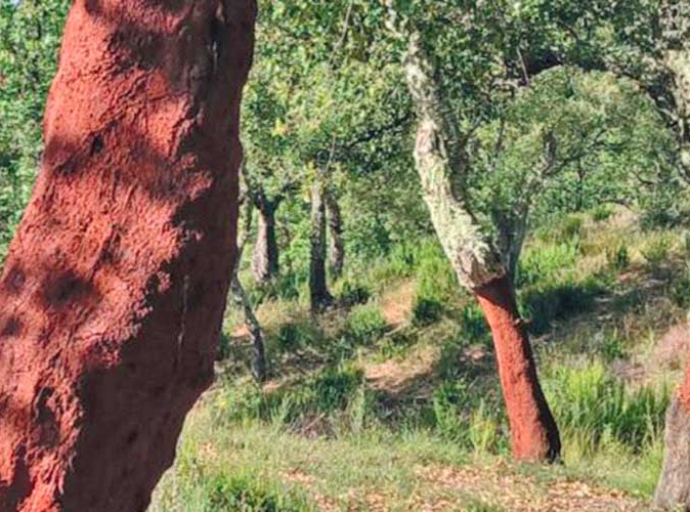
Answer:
[150, 209, 686, 511]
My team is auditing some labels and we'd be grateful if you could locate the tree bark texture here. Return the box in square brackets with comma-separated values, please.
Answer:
[251, 196, 280, 284]
[0, 0, 256, 510]
[326, 191, 345, 278]
[475, 276, 561, 462]
[655, 376, 690, 510]
[310, 179, 332, 313]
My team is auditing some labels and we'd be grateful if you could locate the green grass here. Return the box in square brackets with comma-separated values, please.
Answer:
[152, 214, 689, 511]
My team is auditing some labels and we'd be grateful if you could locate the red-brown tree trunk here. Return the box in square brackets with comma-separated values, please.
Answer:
[475, 276, 561, 462]
[0, 1, 256, 511]
[655, 373, 690, 511]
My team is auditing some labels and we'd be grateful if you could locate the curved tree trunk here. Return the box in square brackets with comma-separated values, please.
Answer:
[655, 379, 690, 510]
[386, 2, 561, 462]
[0, 1, 256, 511]
[251, 197, 280, 284]
[231, 199, 267, 383]
[230, 274, 267, 382]
[326, 191, 345, 278]
[310, 179, 333, 313]
[475, 276, 561, 461]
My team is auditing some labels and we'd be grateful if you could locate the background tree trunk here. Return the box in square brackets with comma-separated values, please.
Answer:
[654, 378, 690, 510]
[230, 275, 267, 382]
[326, 191, 345, 278]
[251, 197, 280, 284]
[386, 5, 561, 462]
[232, 199, 267, 383]
[475, 276, 561, 461]
[0, 1, 256, 510]
[310, 179, 333, 313]
[492, 206, 529, 284]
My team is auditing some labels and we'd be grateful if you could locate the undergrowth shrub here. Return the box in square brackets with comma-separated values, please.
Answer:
[273, 322, 319, 352]
[458, 303, 490, 343]
[217, 332, 232, 361]
[342, 304, 387, 345]
[536, 214, 583, 244]
[248, 273, 303, 304]
[413, 241, 458, 325]
[520, 276, 605, 335]
[591, 205, 614, 223]
[431, 381, 503, 453]
[338, 280, 371, 307]
[217, 366, 367, 427]
[367, 242, 417, 285]
[670, 261, 690, 309]
[413, 298, 444, 326]
[606, 243, 630, 271]
[204, 473, 312, 512]
[544, 362, 670, 452]
[378, 330, 417, 360]
[642, 235, 672, 269]
[517, 241, 578, 287]
[598, 332, 627, 362]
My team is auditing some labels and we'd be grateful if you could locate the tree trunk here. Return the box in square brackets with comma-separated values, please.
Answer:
[230, 274, 267, 382]
[232, 200, 267, 383]
[310, 179, 332, 313]
[386, 5, 561, 462]
[493, 206, 529, 284]
[654, 380, 690, 510]
[475, 276, 561, 461]
[251, 198, 280, 284]
[326, 191, 345, 278]
[0, 1, 256, 511]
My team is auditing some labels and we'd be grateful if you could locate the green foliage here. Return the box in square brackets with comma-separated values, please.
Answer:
[465, 503, 506, 512]
[431, 382, 472, 442]
[289, 366, 365, 416]
[0, 0, 69, 262]
[670, 261, 690, 309]
[342, 304, 387, 345]
[642, 235, 672, 268]
[521, 276, 605, 335]
[274, 322, 318, 352]
[592, 205, 614, 223]
[205, 474, 312, 512]
[337, 280, 371, 307]
[598, 332, 627, 362]
[457, 304, 490, 344]
[607, 243, 630, 272]
[218, 366, 367, 427]
[431, 381, 504, 454]
[517, 241, 579, 287]
[412, 241, 459, 325]
[544, 362, 670, 451]
[412, 298, 444, 327]
[377, 330, 417, 360]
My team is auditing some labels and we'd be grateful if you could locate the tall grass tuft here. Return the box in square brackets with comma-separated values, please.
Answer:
[544, 361, 670, 452]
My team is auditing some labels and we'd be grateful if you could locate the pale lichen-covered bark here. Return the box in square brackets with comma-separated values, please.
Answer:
[310, 177, 332, 312]
[251, 195, 280, 284]
[326, 191, 345, 278]
[404, 32, 505, 290]
[661, 1, 690, 174]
